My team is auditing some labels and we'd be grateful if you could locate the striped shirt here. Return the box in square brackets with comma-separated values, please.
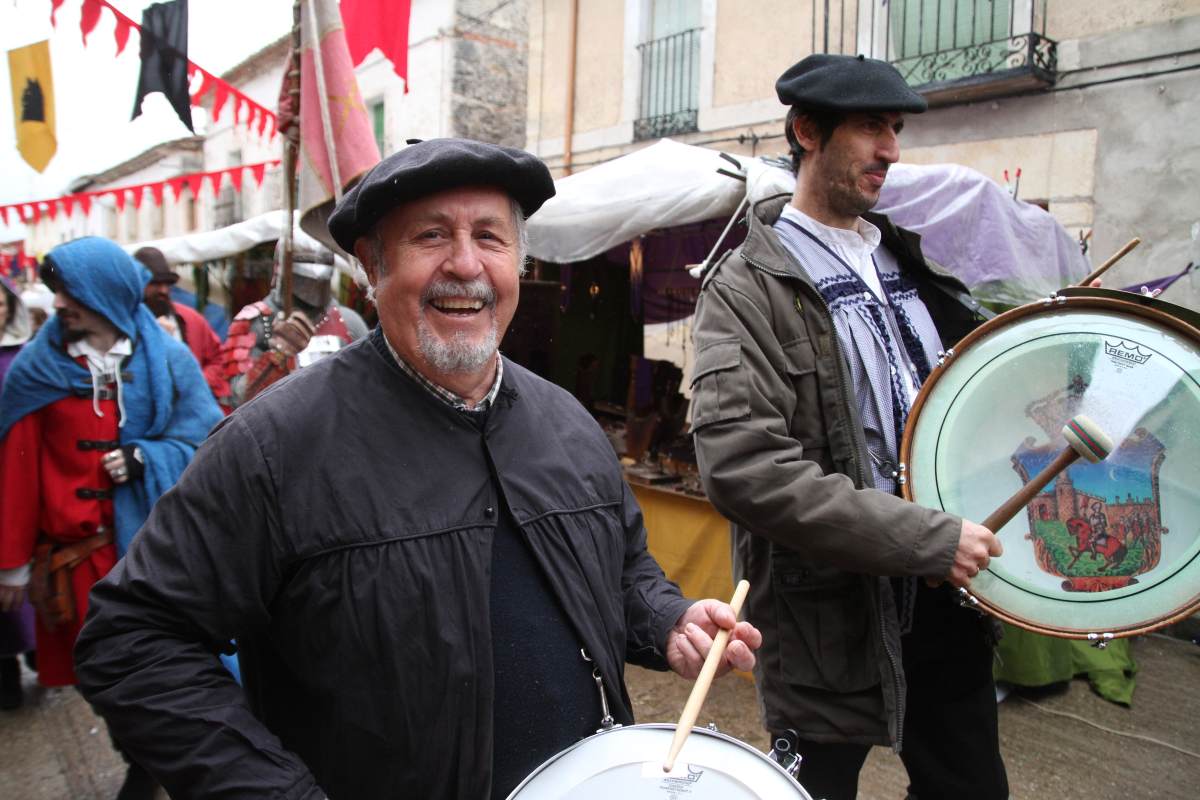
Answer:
[381, 333, 504, 413]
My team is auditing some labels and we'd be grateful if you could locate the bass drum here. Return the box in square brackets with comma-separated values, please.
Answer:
[506, 724, 812, 799]
[900, 290, 1200, 639]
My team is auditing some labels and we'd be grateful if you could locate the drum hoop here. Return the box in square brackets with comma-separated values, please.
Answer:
[508, 722, 804, 797]
[899, 294, 1200, 639]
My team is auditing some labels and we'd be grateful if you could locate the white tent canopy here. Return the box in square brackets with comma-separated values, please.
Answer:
[125, 210, 362, 281]
[527, 139, 1088, 306]
[527, 139, 744, 265]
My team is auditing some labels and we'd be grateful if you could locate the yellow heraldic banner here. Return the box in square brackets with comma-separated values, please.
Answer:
[8, 40, 56, 173]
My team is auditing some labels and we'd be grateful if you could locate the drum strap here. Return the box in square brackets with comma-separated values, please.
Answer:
[929, 280, 996, 322]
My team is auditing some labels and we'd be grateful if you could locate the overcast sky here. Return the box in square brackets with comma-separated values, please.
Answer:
[0, 0, 294, 242]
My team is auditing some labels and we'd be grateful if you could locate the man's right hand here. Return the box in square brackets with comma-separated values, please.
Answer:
[944, 519, 1003, 588]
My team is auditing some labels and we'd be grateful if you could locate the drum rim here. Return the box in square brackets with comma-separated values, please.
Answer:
[506, 722, 807, 797]
[899, 294, 1200, 639]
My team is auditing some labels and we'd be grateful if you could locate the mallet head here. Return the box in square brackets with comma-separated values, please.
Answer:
[1061, 415, 1113, 463]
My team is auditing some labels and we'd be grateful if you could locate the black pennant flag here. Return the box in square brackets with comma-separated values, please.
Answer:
[131, 0, 193, 132]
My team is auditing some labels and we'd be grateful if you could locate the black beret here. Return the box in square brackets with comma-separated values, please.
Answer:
[328, 138, 556, 252]
[776, 54, 927, 114]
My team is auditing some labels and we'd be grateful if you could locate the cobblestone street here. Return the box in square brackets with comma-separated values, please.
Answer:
[1, 631, 1197, 798]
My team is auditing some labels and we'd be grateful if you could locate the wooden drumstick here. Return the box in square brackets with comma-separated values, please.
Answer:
[1078, 237, 1140, 287]
[981, 415, 1114, 534]
[662, 579, 751, 773]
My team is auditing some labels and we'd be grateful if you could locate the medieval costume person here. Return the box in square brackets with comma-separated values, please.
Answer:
[216, 234, 368, 412]
[133, 246, 229, 401]
[0, 237, 222, 797]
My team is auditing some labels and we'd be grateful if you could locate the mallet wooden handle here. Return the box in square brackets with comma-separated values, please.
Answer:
[1078, 237, 1140, 287]
[981, 415, 1113, 535]
[982, 447, 1079, 532]
[662, 579, 750, 773]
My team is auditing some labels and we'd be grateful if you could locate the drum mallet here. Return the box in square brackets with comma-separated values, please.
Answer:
[980, 415, 1114, 535]
[663, 579, 751, 773]
[1077, 237, 1140, 287]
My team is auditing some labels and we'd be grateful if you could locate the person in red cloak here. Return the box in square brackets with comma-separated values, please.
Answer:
[0, 237, 221, 799]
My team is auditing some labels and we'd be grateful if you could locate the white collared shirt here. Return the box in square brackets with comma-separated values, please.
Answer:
[781, 204, 885, 300]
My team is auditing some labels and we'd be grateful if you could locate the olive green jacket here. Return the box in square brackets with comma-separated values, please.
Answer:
[691, 195, 986, 746]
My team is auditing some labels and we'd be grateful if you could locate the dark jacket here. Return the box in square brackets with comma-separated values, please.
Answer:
[691, 195, 985, 746]
[75, 327, 691, 799]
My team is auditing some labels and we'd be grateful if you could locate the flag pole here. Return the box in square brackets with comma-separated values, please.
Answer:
[281, 0, 303, 318]
[306, 0, 344, 201]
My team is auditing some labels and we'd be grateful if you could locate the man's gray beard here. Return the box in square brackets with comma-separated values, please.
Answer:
[416, 317, 498, 373]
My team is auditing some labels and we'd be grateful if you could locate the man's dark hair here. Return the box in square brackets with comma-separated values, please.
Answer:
[784, 105, 847, 174]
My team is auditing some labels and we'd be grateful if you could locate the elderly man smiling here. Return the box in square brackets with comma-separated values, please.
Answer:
[75, 139, 760, 800]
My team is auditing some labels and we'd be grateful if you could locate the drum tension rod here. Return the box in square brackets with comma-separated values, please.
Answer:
[1087, 632, 1115, 650]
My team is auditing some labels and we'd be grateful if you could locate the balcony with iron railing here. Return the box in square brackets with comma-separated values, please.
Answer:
[634, 27, 702, 141]
[807, 0, 1056, 105]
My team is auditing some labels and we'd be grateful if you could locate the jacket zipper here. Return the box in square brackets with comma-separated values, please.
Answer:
[743, 248, 906, 749]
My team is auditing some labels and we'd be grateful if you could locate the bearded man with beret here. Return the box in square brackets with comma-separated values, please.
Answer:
[76, 138, 761, 800]
[691, 55, 1008, 799]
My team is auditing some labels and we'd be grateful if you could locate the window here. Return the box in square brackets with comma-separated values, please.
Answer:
[370, 100, 386, 156]
[634, 0, 701, 141]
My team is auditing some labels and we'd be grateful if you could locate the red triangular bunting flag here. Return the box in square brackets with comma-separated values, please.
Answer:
[62, 196, 75, 217]
[206, 171, 223, 195]
[212, 83, 229, 123]
[150, 183, 165, 207]
[228, 166, 243, 192]
[80, 0, 103, 46]
[0, 206, 8, 226]
[50, 0, 66, 27]
[132, 186, 146, 210]
[79, 194, 93, 216]
[191, 71, 210, 103]
[113, 190, 127, 213]
[45, 201, 58, 221]
[27, 204, 41, 224]
[114, 15, 133, 55]
[256, 108, 268, 137]
[185, 174, 203, 197]
[167, 177, 186, 201]
[251, 163, 266, 186]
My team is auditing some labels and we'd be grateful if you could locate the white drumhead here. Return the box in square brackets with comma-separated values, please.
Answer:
[507, 724, 812, 799]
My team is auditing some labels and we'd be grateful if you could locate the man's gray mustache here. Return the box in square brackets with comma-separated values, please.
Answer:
[421, 280, 495, 306]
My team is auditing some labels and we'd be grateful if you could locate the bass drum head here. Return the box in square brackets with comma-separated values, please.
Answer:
[902, 295, 1200, 638]
[506, 724, 812, 799]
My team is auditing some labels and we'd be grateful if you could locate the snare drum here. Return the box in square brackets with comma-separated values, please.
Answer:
[506, 724, 812, 799]
[900, 292, 1200, 640]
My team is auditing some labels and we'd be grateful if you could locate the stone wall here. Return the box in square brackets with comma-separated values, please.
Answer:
[451, 0, 529, 146]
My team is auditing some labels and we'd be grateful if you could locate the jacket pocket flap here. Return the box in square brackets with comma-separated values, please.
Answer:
[689, 340, 750, 430]
[690, 340, 742, 386]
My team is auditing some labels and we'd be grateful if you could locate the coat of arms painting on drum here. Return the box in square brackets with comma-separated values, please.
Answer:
[901, 290, 1200, 640]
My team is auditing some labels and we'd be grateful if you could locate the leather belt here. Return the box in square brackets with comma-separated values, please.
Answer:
[76, 488, 115, 500]
[77, 439, 121, 451]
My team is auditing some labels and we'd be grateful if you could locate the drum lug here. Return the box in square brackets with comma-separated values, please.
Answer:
[956, 587, 982, 611]
[936, 348, 955, 367]
[1087, 632, 1115, 649]
[705, 722, 719, 732]
[1042, 293, 1068, 306]
[768, 728, 803, 778]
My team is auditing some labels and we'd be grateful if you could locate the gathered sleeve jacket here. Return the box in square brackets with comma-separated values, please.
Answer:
[75, 328, 691, 799]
